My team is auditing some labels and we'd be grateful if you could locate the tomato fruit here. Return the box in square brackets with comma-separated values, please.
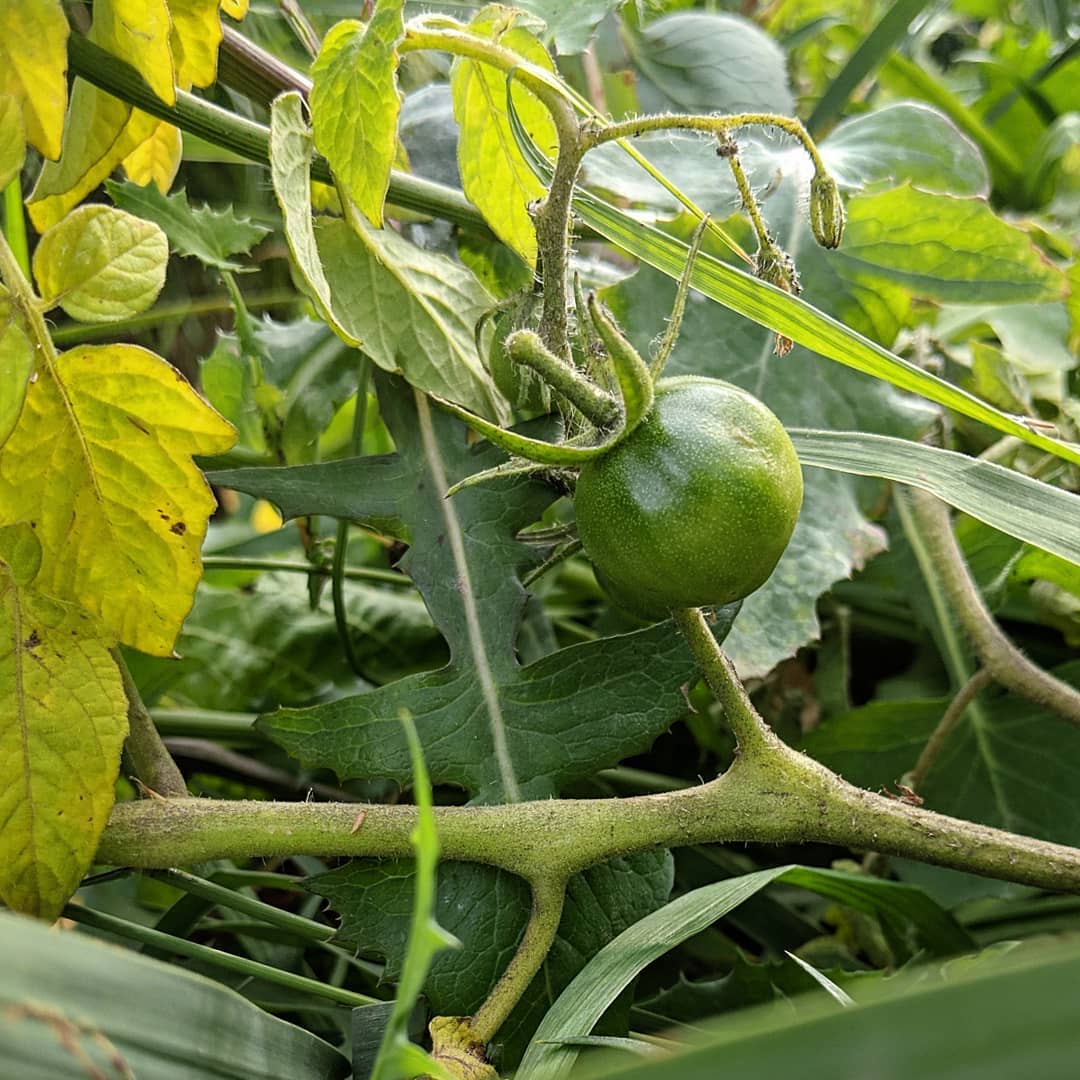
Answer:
[574, 376, 803, 616]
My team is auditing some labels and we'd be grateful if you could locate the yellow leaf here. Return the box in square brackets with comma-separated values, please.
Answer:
[122, 120, 183, 192]
[170, 0, 225, 89]
[0, 293, 33, 449]
[0, 523, 128, 922]
[27, 81, 160, 232]
[94, 0, 175, 107]
[0, 95, 26, 191]
[0, 0, 69, 160]
[26, 0, 175, 230]
[33, 205, 169, 323]
[220, 0, 247, 18]
[0, 345, 236, 655]
[450, 13, 559, 265]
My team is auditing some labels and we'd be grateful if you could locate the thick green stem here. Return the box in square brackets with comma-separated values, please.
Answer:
[115, 650, 188, 799]
[910, 488, 1080, 726]
[507, 330, 618, 426]
[471, 876, 567, 1043]
[2, 179, 29, 279]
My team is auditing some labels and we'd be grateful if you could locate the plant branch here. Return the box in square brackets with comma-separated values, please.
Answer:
[909, 488, 1080, 726]
[904, 668, 995, 792]
[114, 650, 188, 798]
[471, 875, 567, 1043]
[2, 178, 30, 278]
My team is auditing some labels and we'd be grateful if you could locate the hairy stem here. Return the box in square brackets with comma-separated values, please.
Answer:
[471, 876, 567, 1043]
[905, 668, 995, 792]
[910, 488, 1080, 726]
[114, 650, 188, 799]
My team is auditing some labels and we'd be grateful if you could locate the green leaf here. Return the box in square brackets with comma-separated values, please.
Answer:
[822, 103, 990, 196]
[0, 0, 68, 159]
[106, 179, 270, 271]
[627, 12, 795, 114]
[790, 430, 1080, 568]
[269, 92, 360, 347]
[32, 204, 168, 323]
[311, 851, 674, 1068]
[517, 864, 971, 1080]
[451, 12, 559, 264]
[212, 375, 739, 802]
[0, 523, 127, 921]
[0, 95, 25, 191]
[835, 185, 1065, 304]
[583, 940, 1080, 1080]
[311, 5, 404, 229]
[515, 0, 619, 54]
[803, 661, 1080, 844]
[0, 909, 350, 1077]
[269, 92, 505, 420]
[0, 295, 33, 450]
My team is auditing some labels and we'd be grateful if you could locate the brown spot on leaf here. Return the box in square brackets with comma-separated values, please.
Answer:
[23, 629, 41, 650]
[170, 521, 186, 536]
[126, 415, 150, 435]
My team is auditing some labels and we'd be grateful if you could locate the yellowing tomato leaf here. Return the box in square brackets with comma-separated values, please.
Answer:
[94, 0, 175, 106]
[33, 205, 168, 324]
[0, 523, 127, 922]
[122, 120, 183, 192]
[451, 13, 559, 264]
[26, 0, 174, 230]
[0, 95, 25, 191]
[0, 0, 68, 160]
[220, 0, 247, 18]
[169, 0, 224, 89]
[0, 295, 33, 450]
[0, 345, 235, 655]
[310, 5, 405, 228]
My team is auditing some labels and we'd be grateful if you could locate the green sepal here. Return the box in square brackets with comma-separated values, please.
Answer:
[586, 294, 654, 436]
[445, 458, 553, 497]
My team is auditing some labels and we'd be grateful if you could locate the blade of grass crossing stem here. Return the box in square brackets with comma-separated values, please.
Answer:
[807, 0, 936, 135]
[503, 83, 1080, 470]
[370, 710, 460, 1080]
[784, 951, 856, 1007]
[517, 864, 971, 1080]
[333, 356, 372, 677]
[791, 429, 1080, 567]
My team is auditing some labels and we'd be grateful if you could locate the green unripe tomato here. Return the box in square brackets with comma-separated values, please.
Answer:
[574, 376, 803, 617]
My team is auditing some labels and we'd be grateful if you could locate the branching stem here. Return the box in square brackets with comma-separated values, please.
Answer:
[909, 488, 1080, 726]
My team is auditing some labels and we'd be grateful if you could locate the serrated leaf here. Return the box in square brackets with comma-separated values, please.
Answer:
[803, 662, 1080, 847]
[451, 12, 559, 263]
[312, 851, 674, 1067]
[26, 0, 173, 230]
[32, 205, 168, 323]
[211, 374, 738, 802]
[0, 344, 235, 655]
[0, 294, 33, 450]
[169, 0, 224, 89]
[0, 0, 68, 160]
[836, 185, 1064, 304]
[0, 523, 127, 921]
[0, 95, 25, 191]
[628, 12, 794, 114]
[311, 6, 404, 228]
[121, 120, 182, 193]
[107, 179, 270, 271]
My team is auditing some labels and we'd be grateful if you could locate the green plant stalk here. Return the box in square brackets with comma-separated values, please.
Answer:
[508, 331, 619, 425]
[63, 904, 376, 1007]
[114, 650, 188, 799]
[65, 33, 489, 234]
[333, 356, 372, 678]
[2, 178, 29, 279]
[909, 488, 1080, 726]
[202, 556, 409, 586]
[146, 867, 334, 943]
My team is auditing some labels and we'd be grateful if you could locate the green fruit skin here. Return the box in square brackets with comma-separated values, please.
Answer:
[574, 376, 803, 616]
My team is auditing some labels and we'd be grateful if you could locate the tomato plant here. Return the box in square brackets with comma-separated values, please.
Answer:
[2, 1, 1080, 1078]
